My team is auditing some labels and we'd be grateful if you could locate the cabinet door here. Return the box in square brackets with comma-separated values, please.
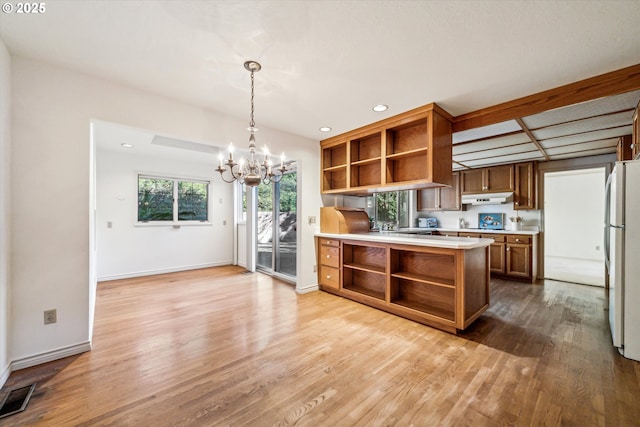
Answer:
[514, 162, 535, 210]
[617, 135, 633, 161]
[485, 165, 514, 192]
[506, 243, 530, 278]
[439, 172, 461, 210]
[417, 188, 438, 211]
[489, 242, 506, 274]
[460, 169, 484, 194]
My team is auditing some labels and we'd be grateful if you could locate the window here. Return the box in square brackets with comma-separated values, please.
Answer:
[138, 175, 209, 223]
[366, 190, 409, 230]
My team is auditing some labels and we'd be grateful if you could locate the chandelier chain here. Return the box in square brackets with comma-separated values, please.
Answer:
[249, 70, 255, 129]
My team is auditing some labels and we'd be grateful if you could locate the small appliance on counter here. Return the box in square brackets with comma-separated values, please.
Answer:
[417, 217, 438, 228]
[478, 213, 504, 230]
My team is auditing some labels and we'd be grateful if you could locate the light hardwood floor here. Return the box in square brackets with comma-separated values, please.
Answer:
[1, 266, 639, 426]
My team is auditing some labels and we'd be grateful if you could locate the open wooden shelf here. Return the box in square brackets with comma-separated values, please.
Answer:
[386, 153, 430, 183]
[391, 271, 455, 288]
[343, 269, 385, 301]
[320, 103, 453, 194]
[322, 167, 347, 192]
[390, 278, 455, 321]
[343, 244, 386, 271]
[351, 157, 382, 166]
[344, 262, 385, 274]
[386, 118, 429, 156]
[350, 133, 382, 163]
[385, 147, 428, 160]
[322, 142, 347, 169]
[390, 249, 455, 287]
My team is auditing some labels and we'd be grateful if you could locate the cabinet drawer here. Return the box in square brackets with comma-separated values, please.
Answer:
[319, 238, 339, 247]
[507, 235, 530, 244]
[320, 246, 340, 267]
[483, 234, 505, 242]
[319, 265, 339, 289]
[459, 232, 481, 238]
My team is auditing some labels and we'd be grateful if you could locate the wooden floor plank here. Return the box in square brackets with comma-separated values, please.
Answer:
[1, 266, 639, 426]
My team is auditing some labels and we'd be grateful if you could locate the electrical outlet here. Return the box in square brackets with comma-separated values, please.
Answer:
[313, 265, 317, 272]
[44, 309, 57, 325]
[308, 216, 317, 225]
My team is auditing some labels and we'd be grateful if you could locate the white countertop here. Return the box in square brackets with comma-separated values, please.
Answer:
[441, 227, 538, 235]
[316, 232, 493, 249]
[400, 227, 539, 236]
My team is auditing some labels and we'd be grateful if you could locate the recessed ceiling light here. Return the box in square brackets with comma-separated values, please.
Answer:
[372, 104, 388, 112]
[121, 143, 134, 148]
[319, 127, 332, 132]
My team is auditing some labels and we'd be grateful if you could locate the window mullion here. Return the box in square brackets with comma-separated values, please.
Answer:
[173, 180, 179, 223]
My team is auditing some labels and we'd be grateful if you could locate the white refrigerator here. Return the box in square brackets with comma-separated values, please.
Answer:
[605, 160, 640, 362]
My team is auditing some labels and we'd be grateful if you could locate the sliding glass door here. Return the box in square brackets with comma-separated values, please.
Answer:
[256, 168, 297, 279]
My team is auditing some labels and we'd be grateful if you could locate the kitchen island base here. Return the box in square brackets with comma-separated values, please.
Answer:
[316, 235, 491, 334]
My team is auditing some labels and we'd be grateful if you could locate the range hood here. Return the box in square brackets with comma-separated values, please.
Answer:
[461, 192, 513, 205]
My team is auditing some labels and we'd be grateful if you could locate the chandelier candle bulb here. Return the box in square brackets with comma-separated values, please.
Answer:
[281, 153, 285, 169]
[228, 143, 234, 161]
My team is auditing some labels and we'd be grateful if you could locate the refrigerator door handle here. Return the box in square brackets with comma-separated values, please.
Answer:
[604, 171, 613, 270]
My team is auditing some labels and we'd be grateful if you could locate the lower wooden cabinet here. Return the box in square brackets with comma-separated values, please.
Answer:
[315, 236, 490, 333]
[505, 235, 531, 278]
[318, 238, 340, 289]
[457, 232, 534, 281]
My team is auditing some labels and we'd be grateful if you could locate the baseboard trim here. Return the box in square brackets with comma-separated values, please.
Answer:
[97, 261, 233, 282]
[0, 362, 10, 389]
[296, 283, 319, 294]
[11, 342, 92, 371]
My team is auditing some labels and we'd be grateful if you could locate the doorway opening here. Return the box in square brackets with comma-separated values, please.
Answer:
[256, 166, 297, 280]
[543, 168, 606, 286]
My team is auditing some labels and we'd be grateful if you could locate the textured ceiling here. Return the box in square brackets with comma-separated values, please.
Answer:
[1, 1, 639, 165]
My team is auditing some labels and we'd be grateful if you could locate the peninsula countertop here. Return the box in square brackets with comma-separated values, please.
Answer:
[315, 231, 493, 249]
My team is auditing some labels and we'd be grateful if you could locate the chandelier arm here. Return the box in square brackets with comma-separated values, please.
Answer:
[217, 169, 239, 184]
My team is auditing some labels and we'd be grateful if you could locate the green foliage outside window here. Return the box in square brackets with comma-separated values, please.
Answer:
[138, 176, 209, 222]
[178, 181, 208, 220]
[257, 172, 297, 213]
[138, 178, 174, 221]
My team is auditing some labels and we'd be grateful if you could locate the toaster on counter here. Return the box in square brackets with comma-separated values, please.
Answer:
[418, 217, 438, 228]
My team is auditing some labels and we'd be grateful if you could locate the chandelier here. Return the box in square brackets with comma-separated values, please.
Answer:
[216, 60, 287, 187]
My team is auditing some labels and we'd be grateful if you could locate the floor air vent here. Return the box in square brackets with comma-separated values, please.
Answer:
[0, 383, 36, 419]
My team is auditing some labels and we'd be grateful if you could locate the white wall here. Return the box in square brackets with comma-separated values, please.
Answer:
[544, 168, 605, 260]
[0, 39, 12, 387]
[96, 149, 234, 280]
[10, 55, 321, 367]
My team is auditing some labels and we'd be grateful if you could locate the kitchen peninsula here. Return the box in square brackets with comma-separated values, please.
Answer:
[316, 209, 493, 334]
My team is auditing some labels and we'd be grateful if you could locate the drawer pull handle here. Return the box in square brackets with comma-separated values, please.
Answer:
[326, 275, 331, 279]
[515, 239, 520, 242]
[507, 247, 511, 251]
[326, 255, 331, 258]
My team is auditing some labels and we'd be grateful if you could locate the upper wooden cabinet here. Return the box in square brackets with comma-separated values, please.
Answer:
[320, 103, 453, 194]
[460, 162, 536, 210]
[417, 172, 461, 211]
[460, 164, 514, 194]
[617, 135, 633, 161]
[514, 162, 536, 210]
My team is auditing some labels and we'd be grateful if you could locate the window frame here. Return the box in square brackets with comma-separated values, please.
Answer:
[136, 173, 212, 226]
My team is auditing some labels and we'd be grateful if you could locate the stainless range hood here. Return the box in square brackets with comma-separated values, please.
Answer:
[461, 192, 513, 205]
